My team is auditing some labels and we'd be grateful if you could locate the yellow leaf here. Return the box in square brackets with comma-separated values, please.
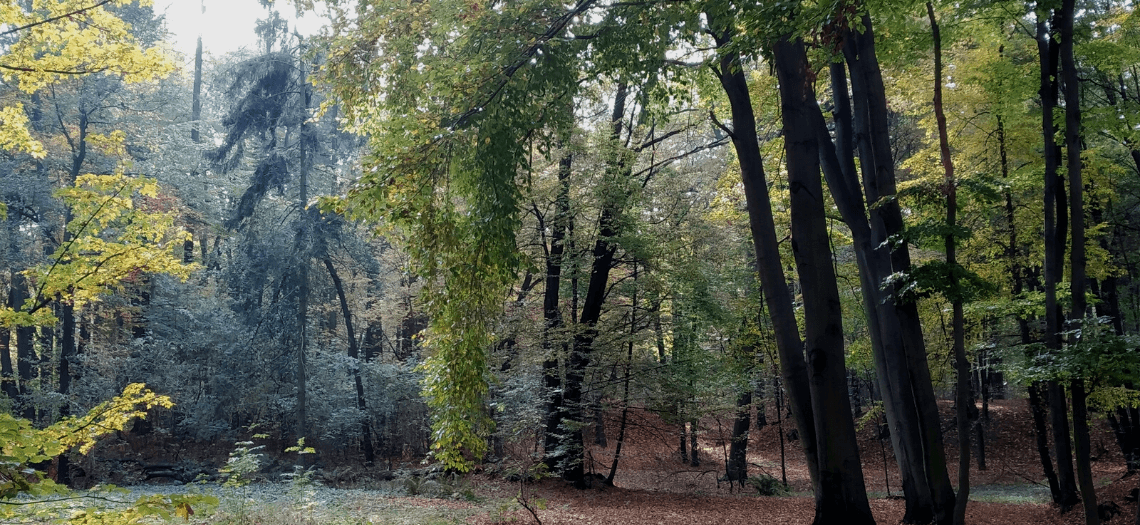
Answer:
[175, 502, 194, 520]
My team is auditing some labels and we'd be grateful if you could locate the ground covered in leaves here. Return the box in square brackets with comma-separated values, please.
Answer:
[93, 399, 1139, 524]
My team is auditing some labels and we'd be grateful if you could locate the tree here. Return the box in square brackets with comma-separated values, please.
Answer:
[0, 0, 172, 162]
[772, 30, 874, 523]
[925, 4, 971, 522]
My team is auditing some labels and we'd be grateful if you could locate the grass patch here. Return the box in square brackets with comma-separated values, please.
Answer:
[190, 492, 485, 525]
[968, 484, 1051, 504]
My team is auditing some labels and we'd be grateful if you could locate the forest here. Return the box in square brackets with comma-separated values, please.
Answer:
[3, 0, 1140, 524]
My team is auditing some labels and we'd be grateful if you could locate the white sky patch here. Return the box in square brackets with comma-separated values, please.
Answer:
[158, 0, 326, 61]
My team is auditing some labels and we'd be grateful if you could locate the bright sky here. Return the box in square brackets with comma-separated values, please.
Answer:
[157, 0, 326, 62]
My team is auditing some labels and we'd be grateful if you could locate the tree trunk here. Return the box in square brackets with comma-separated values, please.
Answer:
[324, 257, 374, 465]
[1, 283, 17, 401]
[706, 12, 820, 494]
[12, 273, 35, 420]
[927, 6, 970, 522]
[1058, 0, 1097, 521]
[605, 264, 635, 485]
[775, 34, 873, 525]
[191, 36, 203, 143]
[725, 390, 752, 487]
[1050, 381, 1080, 511]
[843, 16, 956, 523]
[295, 72, 312, 442]
[813, 22, 949, 523]
[1029, 383, 1063, 502]
[1072, 379, 1099, 525]
[57, 302, 76, 485]
[605, 260, 638, 484]
[560, 84, 629, 486]
[541, 148, 572, 472]
[689, 418, 699, 467]
[1108, 408, 1140, 472]
[1038, 6, 1081, 511]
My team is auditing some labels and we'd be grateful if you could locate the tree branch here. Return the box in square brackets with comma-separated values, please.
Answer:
[0, 0, 115, 37]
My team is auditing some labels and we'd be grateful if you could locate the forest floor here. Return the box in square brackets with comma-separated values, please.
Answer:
[89, 398, 1138, 524]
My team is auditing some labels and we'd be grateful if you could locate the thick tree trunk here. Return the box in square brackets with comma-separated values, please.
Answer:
[706, 15, 820, 493]
[1050, 381, 1081, 511]
[1072, 379, 1099, 525]
[841, 16, 956, 523]
[817, 20, 950, 523]
[538, 148, 569, 470]
[775, 34, 873, 525]
[1029, 383, 1063, 502]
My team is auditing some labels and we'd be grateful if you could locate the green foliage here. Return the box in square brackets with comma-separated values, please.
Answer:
[887, 260, 997, 304]
[0, 174, 194, 328]
[746, 474, 787, 496]
[310, 0, 596, 471]
[1008, 320, 1140, 411]
[0, 384, 216, 524]
[220, 441, 265, 488]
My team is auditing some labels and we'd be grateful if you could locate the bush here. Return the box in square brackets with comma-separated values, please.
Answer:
[746, 474, 785, 496]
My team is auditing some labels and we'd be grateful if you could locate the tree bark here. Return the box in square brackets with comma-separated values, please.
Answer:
[705, 13, 820, 494]
[1058, 1, 1098, 521]
[926, 6, 970, 523]
[775, 34, 873, 525]
[324, 257, 374, 465]
[1051, 381, 1080, 511]
[12, 273, 35, 420]
[725, 390, 752, 487]
[559, 84, 629, 486]
[294, 66, 312, 442]
[191, 36, 203, 144]
[541, 149, 571, 471]
[844, 18, 957, 522]
[1029, 383, 1063, 502]
[605, 261, 636, 485]
[1038, 6, 1081, 511]
[1, 281, 17, 401]
[57, 302, 76, 485]
[813, 19, 950, 523]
